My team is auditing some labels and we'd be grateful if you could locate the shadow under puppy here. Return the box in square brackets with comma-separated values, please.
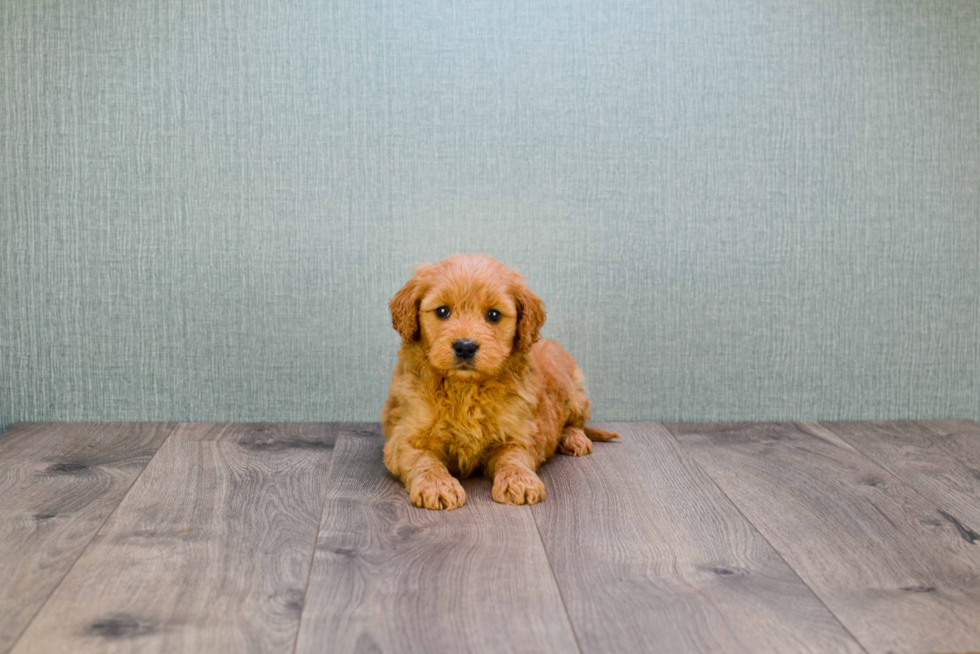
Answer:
[382, 254, 618, 510]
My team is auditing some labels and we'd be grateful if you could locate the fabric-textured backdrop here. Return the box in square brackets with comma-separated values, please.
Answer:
[2, 0, 978, 429]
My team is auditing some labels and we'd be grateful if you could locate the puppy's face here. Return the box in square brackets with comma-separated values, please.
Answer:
[390, 255, 546, 381]
[417, 271, 518, 380]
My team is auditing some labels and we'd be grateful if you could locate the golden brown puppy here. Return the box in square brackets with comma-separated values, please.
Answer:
[382, 254, 618, 510]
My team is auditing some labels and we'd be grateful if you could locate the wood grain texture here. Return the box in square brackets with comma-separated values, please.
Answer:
[531, 422, 864, 654]
[10, 423, 337, 654]
[667, 421, 980, 654]
[820, 420, 980, 543]
[0, 422, 175, 654]
[294, 424, 580, 654]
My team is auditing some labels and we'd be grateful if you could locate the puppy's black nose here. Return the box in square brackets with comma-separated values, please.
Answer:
[452, 339, 479, 360]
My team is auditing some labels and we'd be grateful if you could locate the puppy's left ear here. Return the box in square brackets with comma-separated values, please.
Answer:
[513, 282, 546, 353]
[390, 264, 433, 342]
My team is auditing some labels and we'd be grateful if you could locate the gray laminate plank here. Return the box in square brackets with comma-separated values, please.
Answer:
[0, 422, 175, 654]
[667, 421, 980, 654]
[531, 422, 865, 654]
[294, 424, 580, 654]
[10, 422, 337, 654]
[820, 420, 980, 543]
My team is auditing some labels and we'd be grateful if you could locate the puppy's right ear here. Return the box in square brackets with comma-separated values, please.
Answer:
[390, 264, 433, 342]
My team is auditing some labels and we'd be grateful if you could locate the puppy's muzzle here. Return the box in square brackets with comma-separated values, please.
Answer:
[452, 339, 479, 361]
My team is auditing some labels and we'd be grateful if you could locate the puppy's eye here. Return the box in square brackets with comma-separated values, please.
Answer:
[435, 306, 451, 319]
[486, 309, 501, 323]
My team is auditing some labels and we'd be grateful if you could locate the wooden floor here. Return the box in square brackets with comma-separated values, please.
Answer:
[1, 422, 979, 654]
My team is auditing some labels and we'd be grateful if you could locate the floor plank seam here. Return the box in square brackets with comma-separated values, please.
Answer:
[291, 426, 345, 654]
[805, 421, 980, 536]
[803, 421, 907, 490]
[529, 506, 587, 654]
[659, 423, 872, 654]
[4, 421, 181, 654]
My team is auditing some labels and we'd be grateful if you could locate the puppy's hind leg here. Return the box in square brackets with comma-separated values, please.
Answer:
[584, 426, 620, 442]
[557, 427, 593, 456]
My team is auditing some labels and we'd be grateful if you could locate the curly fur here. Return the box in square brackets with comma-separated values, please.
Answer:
[382, 254, 618, 510]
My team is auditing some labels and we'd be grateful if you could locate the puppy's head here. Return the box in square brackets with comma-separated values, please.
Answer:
[390, 254, 546, 380]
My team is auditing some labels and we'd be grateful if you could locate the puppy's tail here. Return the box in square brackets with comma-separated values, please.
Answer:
[584, 426, 619, 442]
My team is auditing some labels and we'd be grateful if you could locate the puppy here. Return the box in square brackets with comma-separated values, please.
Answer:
[381, 254, 618, 510]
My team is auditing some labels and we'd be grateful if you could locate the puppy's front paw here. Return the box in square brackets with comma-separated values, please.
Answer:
[409, 472, 466, 510]
[492, 468, 546, 505]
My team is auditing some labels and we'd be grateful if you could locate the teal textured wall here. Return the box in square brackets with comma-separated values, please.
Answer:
[2, 0, 978, 427]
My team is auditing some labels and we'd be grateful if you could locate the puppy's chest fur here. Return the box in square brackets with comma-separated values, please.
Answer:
[418, 377, 534, 477]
